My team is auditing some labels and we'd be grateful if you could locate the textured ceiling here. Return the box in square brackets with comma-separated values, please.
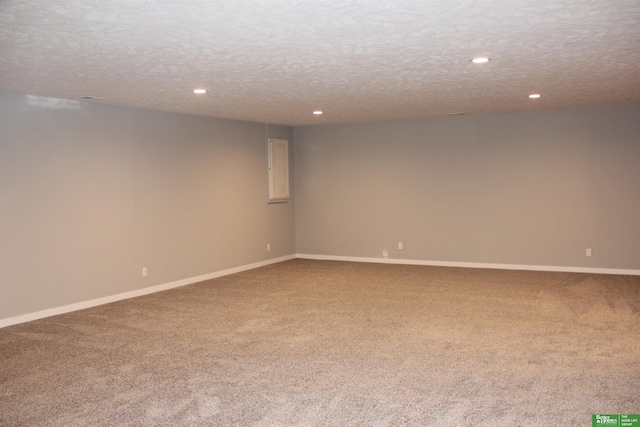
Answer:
[1, 0, 639, 126]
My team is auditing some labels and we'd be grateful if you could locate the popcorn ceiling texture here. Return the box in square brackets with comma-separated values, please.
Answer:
[1, 0, 639, 125]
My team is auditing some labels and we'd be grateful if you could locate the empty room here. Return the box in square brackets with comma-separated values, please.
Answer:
[1, 1, 639, 426]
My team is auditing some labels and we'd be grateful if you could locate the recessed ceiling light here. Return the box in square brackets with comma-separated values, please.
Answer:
[313, 111, 323, 115]
[193, 89, 207, 94]
[529, 93, 541, 99]
[471, 57, 491, 64]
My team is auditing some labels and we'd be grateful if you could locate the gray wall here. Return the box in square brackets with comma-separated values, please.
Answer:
[294, 105, 640, 270]
[2, 93, 639, 322]
[0, 92, 295, 320]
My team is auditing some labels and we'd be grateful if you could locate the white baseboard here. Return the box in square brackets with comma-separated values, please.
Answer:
[0, 254, 296, 329]
[296, 253, 640, 276]
[4, 253, 637, 328]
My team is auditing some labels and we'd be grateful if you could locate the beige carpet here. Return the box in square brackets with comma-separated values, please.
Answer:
[1, 259, 639, 426]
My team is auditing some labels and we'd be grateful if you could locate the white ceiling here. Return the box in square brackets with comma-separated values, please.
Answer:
[1, 0, 639, 126]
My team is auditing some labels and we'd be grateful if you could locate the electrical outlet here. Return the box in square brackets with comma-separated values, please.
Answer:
[398, 242, 403, 250]
[142, 267, 147, 277]
[267, 243, 271, 251]
[382, 250, 389, 258]
[586, 248, 592, 257]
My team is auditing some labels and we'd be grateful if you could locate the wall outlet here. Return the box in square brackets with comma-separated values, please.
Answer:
[267, 243, 271, 251]
[398, 242, 403, 250]
[586, 248, 592, 257]
[142, 267, 148, 277]
[382, 250, 389, 258]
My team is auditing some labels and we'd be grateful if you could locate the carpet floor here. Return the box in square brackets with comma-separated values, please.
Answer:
[1, 259, 639, 426]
